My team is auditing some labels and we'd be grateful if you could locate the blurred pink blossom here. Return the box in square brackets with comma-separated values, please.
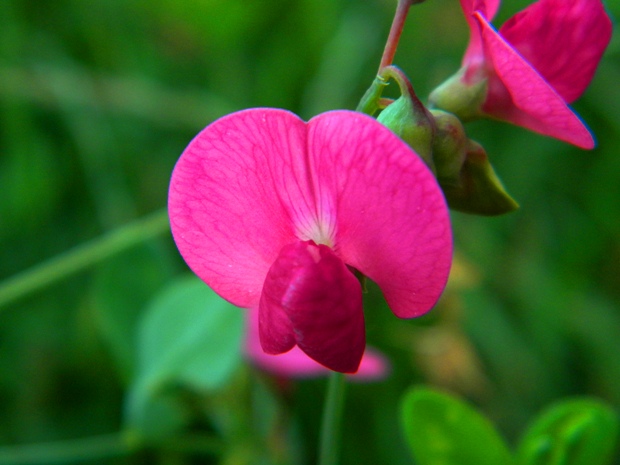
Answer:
[168, 108, 452, 373]
[460, 0, 611, 148]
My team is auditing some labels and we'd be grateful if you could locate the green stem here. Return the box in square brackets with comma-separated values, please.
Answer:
[356, 75, 388, 116]
[0, 432, 132, 465]
[318, 372, 347, 465]
[380, 65, 428, 116]
[0, 431, 224, 464]
[0, 208, 170, 312]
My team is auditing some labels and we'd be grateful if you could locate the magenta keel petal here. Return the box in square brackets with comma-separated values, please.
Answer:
[247, 308, 388, 380]
[258, 291, 296, 355]
[259, 241, 365, 373]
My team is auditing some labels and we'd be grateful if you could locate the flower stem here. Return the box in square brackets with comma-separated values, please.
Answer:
[378, 0, 415, 71]
[356, 75, 388, 116]
[318, 372, 347, 465]
[0, 431, 224, 464]
[0, 208, 169, 312]
[380, 65, 431, 119]
[0, 432, 131, 464]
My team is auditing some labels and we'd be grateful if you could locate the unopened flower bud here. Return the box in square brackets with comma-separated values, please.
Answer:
[378, 95, 435, 170]
[430, 109, 467, 183]
[366, 66, 437, 170]
[441, 140, 519, 216]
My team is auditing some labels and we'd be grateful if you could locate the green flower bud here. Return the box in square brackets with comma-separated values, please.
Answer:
[428, 68, 488, 122]
[430, 109, 468, 183]
[377, 95, 435, 170]
[441, 140, 519, 216]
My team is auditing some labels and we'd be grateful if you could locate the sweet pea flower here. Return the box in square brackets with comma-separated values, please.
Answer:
[244, 308, 389, 381]
[431, 0, 612, 149]
[168, 108, 452, 373]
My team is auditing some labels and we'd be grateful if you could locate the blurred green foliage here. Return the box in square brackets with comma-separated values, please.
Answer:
[0, 0, 619, 464]
[402, 387, 618, 465]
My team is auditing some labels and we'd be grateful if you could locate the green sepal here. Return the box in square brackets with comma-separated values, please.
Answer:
[429, 67, 488, 122]
[401, 386, 515, 465]
[377, 94, 435, 169]
[516, 398, 619, 465]
[431, 109, 468, 182]
[375, 66, 435, 170]
[441, 140, 519, 216]
[124, 274, 245, 441]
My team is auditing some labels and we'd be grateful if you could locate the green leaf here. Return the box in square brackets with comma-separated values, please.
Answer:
[401, 386, 514, 465]
[91, 243, 174, 382]
[516, 398, 619, 465]
[125, 274, 245, 439]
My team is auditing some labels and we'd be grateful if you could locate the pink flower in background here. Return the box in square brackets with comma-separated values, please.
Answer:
[460, 0, 612, 148]
[168, 108, 452, 373]
[244, 308, 389, 381]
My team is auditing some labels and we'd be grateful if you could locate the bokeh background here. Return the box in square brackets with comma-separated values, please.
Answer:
[1, 0, 619, 464]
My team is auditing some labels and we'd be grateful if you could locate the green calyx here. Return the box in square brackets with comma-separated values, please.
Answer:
[428, 67, 488, 122]
[440, 140, 519, 216]
[375, 66, 435, 170]
[430, 109, 468, 183]
[358, 65, 517, 216]
[377, 95, 435, 170]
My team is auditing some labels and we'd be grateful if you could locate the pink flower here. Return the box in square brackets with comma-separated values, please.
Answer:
[244, 308, 389, 381]
[459, 0, 611, 148]
[168, 108, 452, 373]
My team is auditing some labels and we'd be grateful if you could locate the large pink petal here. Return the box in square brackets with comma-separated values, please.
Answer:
[168, 109, 317, 308]
[246, 308, 388, 380]
[259, 241, 365, 373]
[500, 0, 612, 103]
[305, 112, 453, 319]
[170, 108, 452, 325]
[474, 12, 595, 149]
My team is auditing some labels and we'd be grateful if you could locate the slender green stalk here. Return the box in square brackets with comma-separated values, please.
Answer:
[318, 372, 347, 465]
[0, 208, 170, 312]
[356, 75, 388, 116]
[380, 65, 429, 116]
[0, 432, 131, 465]
[0, 64, 236, 129]
[0, 431, 224, 464]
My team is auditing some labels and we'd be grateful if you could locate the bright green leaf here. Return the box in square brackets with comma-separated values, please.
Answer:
[136, 274, 244, 390]
[517, 398, 619, 465]
[125, 274, 245, 439]
[401, 386, 514, 465]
